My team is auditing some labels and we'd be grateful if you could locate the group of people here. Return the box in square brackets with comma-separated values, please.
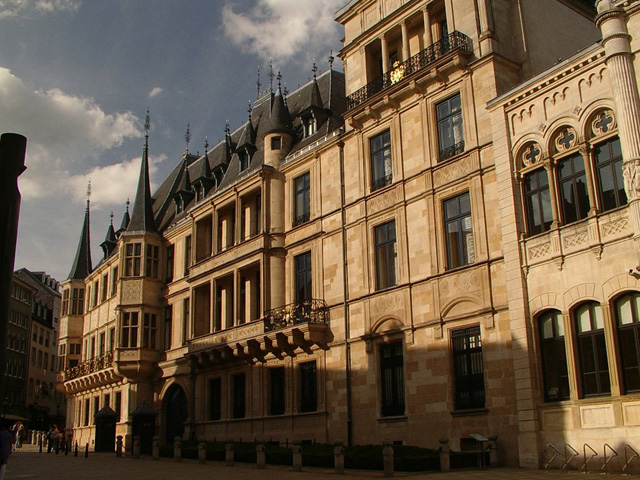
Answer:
[46, 425, 64, 454]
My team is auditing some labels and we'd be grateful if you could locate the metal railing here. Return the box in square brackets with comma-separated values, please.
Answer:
[263, 299, 328, 332]
[63, 351, 113, 381]
[346, 31, 473, 110]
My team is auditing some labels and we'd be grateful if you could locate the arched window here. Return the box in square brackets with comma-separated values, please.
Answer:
[594, 136, 626, 212]
[614, 292, 640, 393]
[538, 310, 569, 401]
[574, 302, 610, 397]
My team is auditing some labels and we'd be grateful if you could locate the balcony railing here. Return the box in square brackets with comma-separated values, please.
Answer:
[264, 299, 328, 332]
[63, 351, 113, 381]
[346, 31, 473, 110]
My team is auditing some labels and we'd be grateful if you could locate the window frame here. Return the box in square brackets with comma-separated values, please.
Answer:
[523, 168, 553, 236]
[293, 172, 311, 227]
[379, 341, 405, 417]
[299, 361, 318, 413]
[436, 93, 465, 161]
[374, 220, 397, 290]
[443, 192, 474, 269]
[451, 325, 485, 410]
[573, 301, 610, 397]
[537, 310, 570, 402]
[613, 292, 640, 394]
[594, 136, 626, 212]
[370, 129, 392, 191]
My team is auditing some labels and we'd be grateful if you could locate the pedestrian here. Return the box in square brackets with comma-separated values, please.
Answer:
[54, 428, 62, 454]
[15, 423, 23, 450]
[0, 424, 12, 480]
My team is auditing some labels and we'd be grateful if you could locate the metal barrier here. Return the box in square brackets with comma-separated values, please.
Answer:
[623, 444, 639, 474]
[581, 443, 597, 473]
[562, 444, 579, 472]
[602, 443, 617, 475]
[544, 443, 561, 470]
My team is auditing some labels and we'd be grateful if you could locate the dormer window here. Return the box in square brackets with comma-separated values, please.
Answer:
[304, 115, 317, 138]
[271, 136, 282, 150]
[240, 149, 250, 171]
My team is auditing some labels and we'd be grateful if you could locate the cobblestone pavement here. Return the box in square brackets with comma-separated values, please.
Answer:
[1, 444, 630, 480]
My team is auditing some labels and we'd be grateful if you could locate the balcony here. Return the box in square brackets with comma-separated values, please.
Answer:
[346, 31, 473, 111]
[187, 299, 330, 367]
[60, 352, 120, 394]
[63, 352, 113, 381]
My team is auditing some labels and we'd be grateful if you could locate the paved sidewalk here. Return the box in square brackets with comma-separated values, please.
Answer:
[0, 444, 622, 480]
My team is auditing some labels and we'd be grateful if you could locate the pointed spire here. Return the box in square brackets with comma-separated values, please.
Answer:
[308, 62, 324, 109]
[222, 121, 235, 164]
[67, 184, 93, 280]
[329, 49, 335, 70]
[264, 70, 294, 137]
[236, 103, 256, 152]
[185, 123, 191, 154]
[100, 211, 117, 259]
[256, 66, 261, 99]
[117, 199, 130, 237]
[269, 58, 274, 93]
[127, 108, 158, 234]
[199, 138, 212, 179]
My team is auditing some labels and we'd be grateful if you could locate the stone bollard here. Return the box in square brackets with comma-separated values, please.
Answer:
[173, 436, 182, 462]
[116, 436, 123, 457]
[488, 435, 498, 466]
[152, 436, 160, 461]
[198, 442, 206, 464]
[292, 445, 302, 472]
[382, 441, 394, 478]
[133, 436, 141, 459]
[225, 443, 234, 466]
[256, 444, 266, 469]
[334, 442, 345, 475]
[439, 438, 450, 472]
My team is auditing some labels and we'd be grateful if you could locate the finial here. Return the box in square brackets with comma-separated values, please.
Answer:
[110, 211, 114, 225]
[329, 49, 334, 70]
[144, 108, 151, 135]
[247, 101, 252, 118]
[204, 137, 209, 154]
[312, 61, 317, 80]
[225, 120, 230, 136]
[269, 58, 274, 93]
[86, 180, 92, 202]
[185, 123, 191, 153]
[126, 198, 130, 212]
[256, 66, 261, 99]
[283, 84, 289, 97]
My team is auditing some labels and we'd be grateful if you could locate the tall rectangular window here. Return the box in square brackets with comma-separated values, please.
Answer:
[99, 332, 105, 356]
[444, 192, 474, 269]
[299, 361, 318, 413]
[121, 312, 139, 348]
[93, 396, 100, 424]
[370, 130, 392, 191]
[380, 342, 405, 416]
[184, 236, 192, 275]
[71, 288, 84, 315]
[524, 169, 553, 236]
[375, 221, 397, 290]
[115, 391, 122, 421]
[539, 310, 570, 401]
[92, 281, 99, 307]
[145, 245, 159, 278]
[111, 267, 118, 296]
[232, 373, 246, 419]
[575, 302, 610, 396]
[595, 136, 626, 212]
[62, 289, 69, 315]
[84, 398, 90, 426]
[269, 367, 285, 415]
[615, 293, 640, 393]
[182, 298, 190, 345]
[164, 306, 173, 350]
[295, 252, 312, 304]
[208, 377, 221, 420]
[101, 273, 109, 302]
[558, 153, 590, 224]
[166, 245, 175, 283]
[437, 93, 464, 160]
[294, 173, 311, 226]
[142, 313, 157, 348]
[125, 243, 142, 276]
[452, 326, 485, 410]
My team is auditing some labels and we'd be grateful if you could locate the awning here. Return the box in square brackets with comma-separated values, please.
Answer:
[3, 414, 30, 422]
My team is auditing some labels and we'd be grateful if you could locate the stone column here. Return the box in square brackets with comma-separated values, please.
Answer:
[543, 160, 560, 229]
[381, 34, 389, 74]
[422, 6, 432, 47]
[596, 0, 640, 254]
[401, 21, 410, 61]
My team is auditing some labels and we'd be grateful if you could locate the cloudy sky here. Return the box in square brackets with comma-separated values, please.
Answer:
[1, 0, 345, 283]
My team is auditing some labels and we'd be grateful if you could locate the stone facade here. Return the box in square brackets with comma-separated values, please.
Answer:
[56, 0, 640, 470]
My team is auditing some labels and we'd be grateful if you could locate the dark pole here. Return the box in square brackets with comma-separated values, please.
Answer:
[0, 133, 27, 404]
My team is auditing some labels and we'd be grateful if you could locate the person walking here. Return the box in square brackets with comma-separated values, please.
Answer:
[0, 424, 13, 480]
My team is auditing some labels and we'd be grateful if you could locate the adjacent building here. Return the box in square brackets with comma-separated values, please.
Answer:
[56, 0, 640, 469]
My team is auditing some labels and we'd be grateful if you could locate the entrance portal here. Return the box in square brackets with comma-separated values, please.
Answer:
[164, 385, 187, 443]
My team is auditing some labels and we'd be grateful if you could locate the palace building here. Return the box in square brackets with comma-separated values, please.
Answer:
[57, 0, 640, 469]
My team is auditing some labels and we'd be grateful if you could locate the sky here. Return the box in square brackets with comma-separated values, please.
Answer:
[0, 0, 346, 284]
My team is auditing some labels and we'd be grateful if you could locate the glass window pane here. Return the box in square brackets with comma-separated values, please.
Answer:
[577, 305, 591, 333]
[618, 296, 633, 325]
[594, 305, 604, 329]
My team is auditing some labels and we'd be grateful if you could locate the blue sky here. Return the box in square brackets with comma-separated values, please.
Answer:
[0, 0, 344, 283]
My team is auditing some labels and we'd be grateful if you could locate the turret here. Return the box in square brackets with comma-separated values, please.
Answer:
[262, 71, 295, 169]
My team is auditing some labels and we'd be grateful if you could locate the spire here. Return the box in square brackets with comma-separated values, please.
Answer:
[222, 121, 235, 164]
[308, 62, 324, 109]
[198, 138, 212, 179]
[67, 184, 93, 280]
[236, 103, 256, 151]
[263, 70, 294, 137]
[100, 211, 117, 259]
[127, 108, 158, 234]
[116, 199, 130, 237]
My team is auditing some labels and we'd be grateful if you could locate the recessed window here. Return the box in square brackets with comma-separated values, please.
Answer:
[443, 192, 474, 269]
[295, 252, 312, 303]
[299, 361, 317, 413]
[558, 153, 590, 224]
[375, 220, 397, 290]
[294, 173, 311, 226]
[437, 94, 464, 161]
[120, 312, 139, 348]
[208, 377, 221, 420]
[574, 302, 610, 397]
[614, 293, 640, 393]
[269, 367, 285, 415]
[145, 244, 159, 278]
[523, 169, 553, 235]
[452, 326, 485, 410]
[232, 373, 246, 419]
[125, 243, 141, 277]
[240, 149, 250, 171]
[370, 130, 392, 191]
[271, 136, 281, 150]
[538, 310, 569, 401]
[380, 341, 405, 416]
[595, 136, 626, 212]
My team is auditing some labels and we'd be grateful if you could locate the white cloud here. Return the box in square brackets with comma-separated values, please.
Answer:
[0, 66, 143, 201]
[149, 87, 164, 98]
[0, 0, 79, 19]
[222, 0, 343, 64]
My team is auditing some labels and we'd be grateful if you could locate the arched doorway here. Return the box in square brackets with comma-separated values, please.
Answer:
[164, 385, 188, 443]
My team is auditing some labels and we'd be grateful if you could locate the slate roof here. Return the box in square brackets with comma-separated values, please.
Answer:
[149, 69, 345, 232]
[67, 201, 92, 281]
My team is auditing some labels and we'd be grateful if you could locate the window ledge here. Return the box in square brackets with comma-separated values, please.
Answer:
[450, 408, 488, 417]
[377, 415, 408, 423]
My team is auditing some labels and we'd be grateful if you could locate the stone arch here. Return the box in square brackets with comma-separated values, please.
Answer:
[547, 122, 580, 156]
[563, 283, 602, 312]
[529, 292, 562, 318]
[371, 316, 404, 335]
[603, 273, 640, 303]
[161, 382, 189, 444]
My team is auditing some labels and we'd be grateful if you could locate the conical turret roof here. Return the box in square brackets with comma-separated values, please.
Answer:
[67, 200, 92, 281]
[263, 82, 294, 137]
[127, 113, 158, 234]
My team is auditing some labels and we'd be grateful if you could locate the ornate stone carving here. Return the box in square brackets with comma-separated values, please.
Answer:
[602, 216, 630, 237]
[434, 156, 473, 186]
[368, 187, 399, 214]
[528, 242, 551, 259]
[591, 109, 616, 137]
[623, 159, 640, 200]
[370, 291, 405, 313]
[554, 127, 578, 153]
[563, 229, 589, 248]
[521, 142, 542, 169]
[121, 279, 142, 304]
